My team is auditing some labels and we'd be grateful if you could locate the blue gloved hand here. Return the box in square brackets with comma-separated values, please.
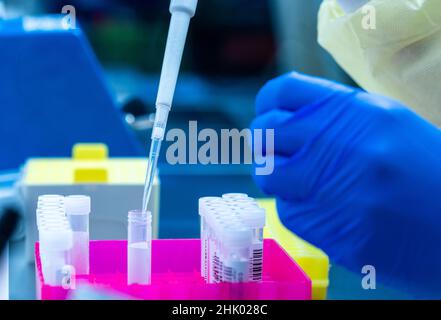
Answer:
[252, 72, 441, 298]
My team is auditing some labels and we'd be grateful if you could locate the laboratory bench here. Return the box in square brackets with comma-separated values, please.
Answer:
[2, 166, 411, 299]
[8, 237, 411, 300]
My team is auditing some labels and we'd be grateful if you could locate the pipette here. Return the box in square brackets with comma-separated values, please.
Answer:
[142, 0, 198, 213]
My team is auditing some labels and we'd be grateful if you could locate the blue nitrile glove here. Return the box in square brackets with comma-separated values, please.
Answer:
[252, 72, 441, 298]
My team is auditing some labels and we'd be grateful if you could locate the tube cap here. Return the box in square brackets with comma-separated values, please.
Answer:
[65, 195, 91, 215]
[38, 194, 64, 201]
[222, 193, 249, 200]
[199, 197, 223, 216]
[241, 208, 266, 228]
[38, 195, 65, 206]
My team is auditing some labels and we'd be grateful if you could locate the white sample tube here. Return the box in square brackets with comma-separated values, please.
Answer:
[127, 210, 152, 285]
[36, 194, 74, 286]
[219, 226, 252, 283]
[198, 197, 221, 280]
[65, 195, 91, 275]
[208, 217, 227, 284]
[207, 207, 239, 283]
[205, 211, 219, 283]
[200, 197, 228, 281]
[39, 228, 73, 286]
[241, 208, 266, 282]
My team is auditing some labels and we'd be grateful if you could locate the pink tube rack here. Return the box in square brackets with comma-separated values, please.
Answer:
[35, 239, 311, 300]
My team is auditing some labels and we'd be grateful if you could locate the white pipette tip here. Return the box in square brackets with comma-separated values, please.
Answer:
[170, 0, 198, 16]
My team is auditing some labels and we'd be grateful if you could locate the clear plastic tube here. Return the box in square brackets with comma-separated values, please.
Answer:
[39, 229, 73, 286]
[198, 197, 222, 280]
[207, 208, 244, 284]
[65, 195, 90, 275]
[206, 213, 222, 283]
[127, 210, 152, 285]
[206, 211, 230, 283]
[241, 208, 265, 282]
[37, 195, 73, 286]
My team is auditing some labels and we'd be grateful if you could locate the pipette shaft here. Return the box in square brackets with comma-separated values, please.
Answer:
[142, 0, 198, 213]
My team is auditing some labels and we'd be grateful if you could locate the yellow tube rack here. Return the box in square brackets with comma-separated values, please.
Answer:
[258, 199, 330, 300]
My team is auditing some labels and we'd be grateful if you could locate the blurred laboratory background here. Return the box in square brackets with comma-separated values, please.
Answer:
[1, 0, 408, 300]
[0, 0, 351, 238]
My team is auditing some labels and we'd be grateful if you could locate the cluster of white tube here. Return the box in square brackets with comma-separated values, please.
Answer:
[199, 193, 266, 283]
[36, 194, 90, 286]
